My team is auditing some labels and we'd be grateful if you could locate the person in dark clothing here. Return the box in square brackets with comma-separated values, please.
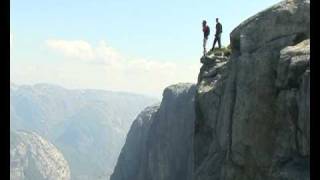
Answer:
[202, 20, 210, 56]
[211, 18, 222, 50]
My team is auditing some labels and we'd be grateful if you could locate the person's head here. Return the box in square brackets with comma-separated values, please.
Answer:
[216, 18, 219, 23]
[202, 20, 207, 27]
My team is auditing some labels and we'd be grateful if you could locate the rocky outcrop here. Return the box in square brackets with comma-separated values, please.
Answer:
[110, 105, 159, 180]
[194, 0, 310, 180]
[111, 1, 309, 179]
[10, 130, 71, 180]
[111, 83, 196, 180]
[110, 1, 309, 180]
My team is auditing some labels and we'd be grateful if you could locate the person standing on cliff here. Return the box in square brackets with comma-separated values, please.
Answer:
[202, 20, 210, 56]
[211, 18, 222, 50]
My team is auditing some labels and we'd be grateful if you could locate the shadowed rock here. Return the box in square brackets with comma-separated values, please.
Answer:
[111, 83, 196, 180]
[194, 0, 309, 180]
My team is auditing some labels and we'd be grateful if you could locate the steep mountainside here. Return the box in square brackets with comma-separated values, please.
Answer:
[110, 105, 160, 180]
[111, 83, 196, 180]
[111, 0, 309, 180]
[10, 83, 158, 180]
[10, 130, 71, 180]
[194, 0, 310, 179]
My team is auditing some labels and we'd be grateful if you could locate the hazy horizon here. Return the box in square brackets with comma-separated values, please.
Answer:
[10, 81, 161, 100]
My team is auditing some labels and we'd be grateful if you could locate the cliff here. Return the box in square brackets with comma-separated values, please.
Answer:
[194, 0, 310, 179]
[111, 0, 310, 179]
[111, 83, 196, 180]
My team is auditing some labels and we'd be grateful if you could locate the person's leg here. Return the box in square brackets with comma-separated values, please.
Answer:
[205, 38, 207, 52]
[203, 37, 207, 55]
[203, 38, 205, 50]
[212, 36, 218, 50]
[218, 35, 221, 49]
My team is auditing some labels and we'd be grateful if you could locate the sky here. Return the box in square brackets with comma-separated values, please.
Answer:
[10, 0, 282, 98]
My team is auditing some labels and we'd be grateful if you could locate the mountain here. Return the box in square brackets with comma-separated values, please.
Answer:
[194, 0, 309, 179]
[111, 83, 196, 180]
[111, 0, 310, 180]
[10, 130, 71, 180]
[10, 83, 158, 180]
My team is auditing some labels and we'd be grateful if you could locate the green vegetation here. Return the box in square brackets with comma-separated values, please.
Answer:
[208, 45, 232, 57]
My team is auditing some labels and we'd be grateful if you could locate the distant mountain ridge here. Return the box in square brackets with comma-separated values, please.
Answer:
[10, 83, 158, 180]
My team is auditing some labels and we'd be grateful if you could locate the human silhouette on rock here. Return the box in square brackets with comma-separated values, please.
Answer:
[211, 18, 222, 51]
[202, 20, 210, 56]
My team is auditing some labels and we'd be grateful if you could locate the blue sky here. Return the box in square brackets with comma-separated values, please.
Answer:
[11, 0, 282, 98]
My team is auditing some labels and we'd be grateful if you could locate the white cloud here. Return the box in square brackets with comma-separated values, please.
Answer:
[46, 39, 96, 61]
[46, 40, 122, 65]
[12, 39, 201, 97]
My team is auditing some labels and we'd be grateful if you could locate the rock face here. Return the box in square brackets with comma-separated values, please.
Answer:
[10, 130, 71, 180]
[110, 105, 160, 180]
[111, 83, 196, 180]
[111, 2, 309, 179]
[194, 0, 310, 180]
